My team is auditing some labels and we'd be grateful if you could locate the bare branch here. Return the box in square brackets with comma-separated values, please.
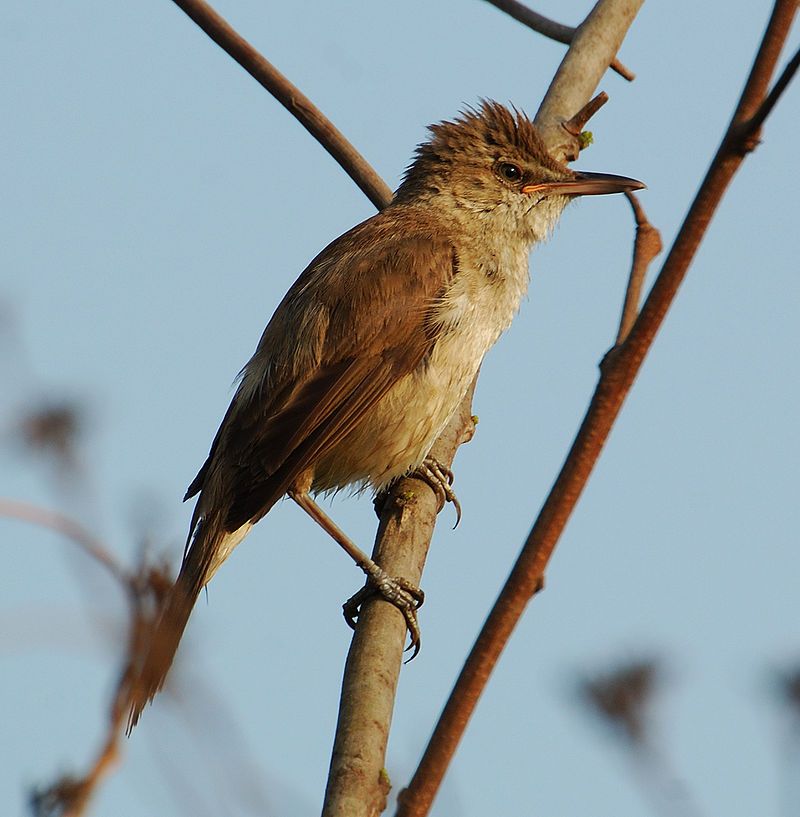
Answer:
[736, 44, 800, 144]
[322, 384, 478, 817]
[535, 0, 644, 160]
[616, 192, 662, 344]
[398, 2, 797, 815]
[483, 0, 635, 80]
[169, 0, 393, 210]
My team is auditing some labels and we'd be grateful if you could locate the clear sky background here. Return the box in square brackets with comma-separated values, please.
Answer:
[2, 1, 799, 815]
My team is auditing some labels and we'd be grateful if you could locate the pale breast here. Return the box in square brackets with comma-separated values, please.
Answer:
[313, 248, 530, 493]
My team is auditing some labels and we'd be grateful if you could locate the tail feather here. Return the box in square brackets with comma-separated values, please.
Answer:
[125, 559, 205, 732]
[126, 519, 252, 732]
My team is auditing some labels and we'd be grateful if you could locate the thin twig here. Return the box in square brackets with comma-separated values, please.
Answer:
[562, 91, 609, 136]
[616, 192, 662, 344]
[482, 0, 635, 80]
[737, 44, 800, 141]
[169, 0, 393, 210]
[397, 2, 798, 815]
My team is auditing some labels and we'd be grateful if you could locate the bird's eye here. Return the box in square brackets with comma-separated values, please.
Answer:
[497, 162, 523, 183]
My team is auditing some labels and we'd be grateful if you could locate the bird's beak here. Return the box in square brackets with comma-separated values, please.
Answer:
[521, 171, 646, 197]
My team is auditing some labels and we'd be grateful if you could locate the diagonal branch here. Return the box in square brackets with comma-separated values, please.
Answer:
[535, 0, 644, 158]
[322, 384, 478, 817]
[169, 0, 392, 209]
[482, 0, 635, 80]
[397, 2, 798, 815]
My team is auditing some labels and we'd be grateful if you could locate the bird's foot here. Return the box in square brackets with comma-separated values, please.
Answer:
[343, 567, 425, 660]
[411, 455, 462, 527]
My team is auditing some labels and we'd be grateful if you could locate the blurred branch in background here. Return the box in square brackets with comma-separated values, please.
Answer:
[579, 658, 660, 745]
[1, 499, 173, 817]
[17, 402, 84, 474]
[0, 499, 125, 585]
[576, 658, 703, 817]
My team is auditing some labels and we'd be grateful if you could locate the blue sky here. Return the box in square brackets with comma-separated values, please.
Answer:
[2, 2, 799, 815]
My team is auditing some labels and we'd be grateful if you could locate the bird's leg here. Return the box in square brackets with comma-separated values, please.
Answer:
[410, 455, 462, 527]
[289, 490, 424, 656]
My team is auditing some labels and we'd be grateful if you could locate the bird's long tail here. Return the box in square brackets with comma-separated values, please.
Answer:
[126, 519, 251, 732]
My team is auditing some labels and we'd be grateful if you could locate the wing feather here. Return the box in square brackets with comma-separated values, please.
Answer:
[188, 210, 456, 533]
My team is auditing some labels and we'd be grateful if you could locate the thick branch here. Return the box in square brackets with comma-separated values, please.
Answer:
[322, 386, 477, 817]
[397, 2, 797, 815]
[535, 0, 643, 159]
[169, 0, 392, 209]
[482, 0, 635, 80]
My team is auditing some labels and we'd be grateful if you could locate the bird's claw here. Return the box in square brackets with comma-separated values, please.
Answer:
[343, 570, 425, 660]
[412, 456, 462, 527]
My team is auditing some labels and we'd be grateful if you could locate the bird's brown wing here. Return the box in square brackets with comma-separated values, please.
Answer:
[187, 213, 457, 533]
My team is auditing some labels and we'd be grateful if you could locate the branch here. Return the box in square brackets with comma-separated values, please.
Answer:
[1, 499, 173, 816]
[169, 0, 393, 210]
[482, 0, 635, 80]
[562, 91, 609, 136]
[397, 1, 798, 815]
[322, 386, 477, 817]
[616, 192, 662, 344]
[535, 0, 644, 159]
[31, 557, 171, 817]
[735, 43, 800, 142]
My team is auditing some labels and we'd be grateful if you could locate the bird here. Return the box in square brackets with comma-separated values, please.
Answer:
[126, 101, 643, 730]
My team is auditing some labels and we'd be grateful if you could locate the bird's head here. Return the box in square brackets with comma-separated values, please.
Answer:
[394, 101, 644, 246]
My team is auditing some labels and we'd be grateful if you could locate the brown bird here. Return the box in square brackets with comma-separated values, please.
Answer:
[126, 101, 643, 729]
